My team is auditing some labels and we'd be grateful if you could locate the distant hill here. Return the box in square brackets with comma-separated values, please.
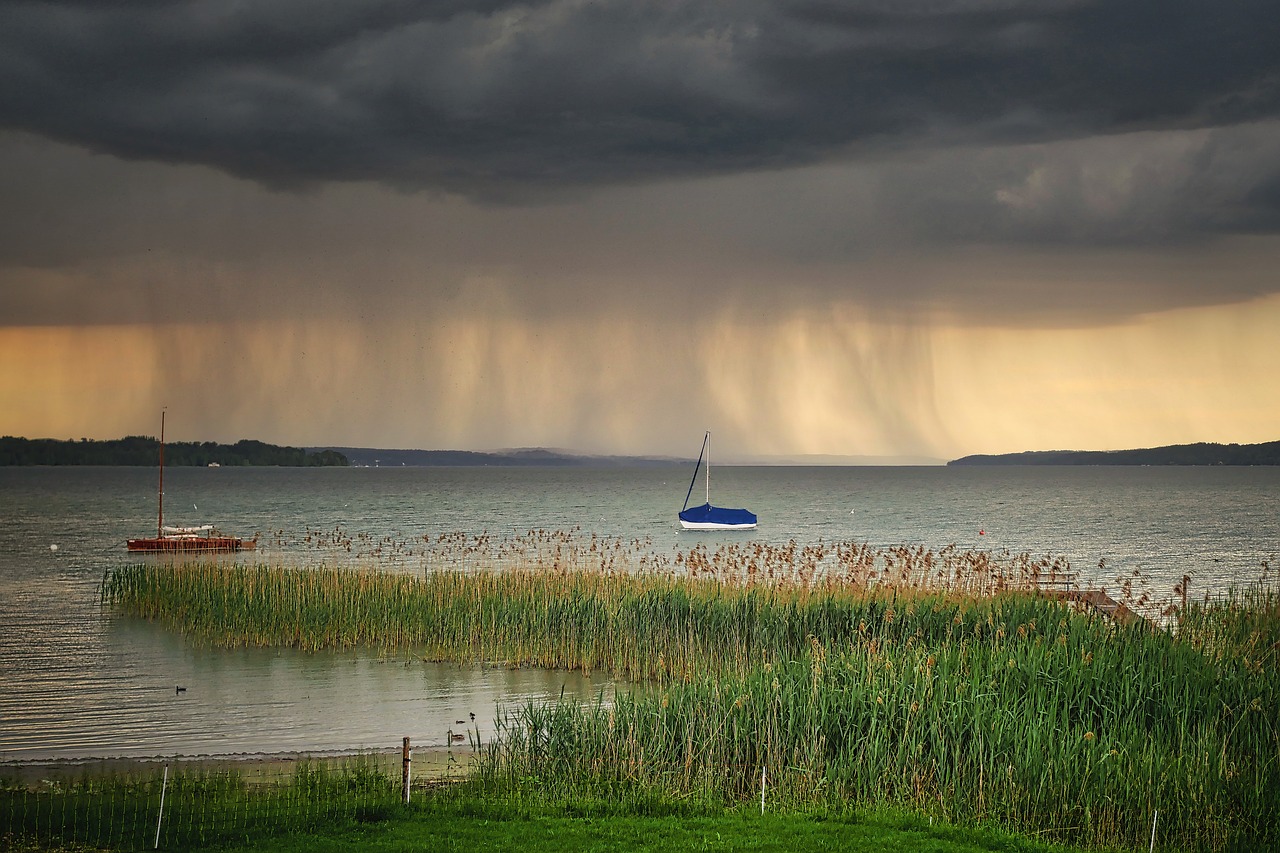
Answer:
[741, 454, 946, 466]
[318, 447, 944, 467]
[313, 446, 685, 467]
[948, 440, 1280, 466]
[0, 436, 347, 467]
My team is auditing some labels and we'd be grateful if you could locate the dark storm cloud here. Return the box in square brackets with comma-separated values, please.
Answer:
[872, 123, 1280, 247]
[2, 0, 1279, 205]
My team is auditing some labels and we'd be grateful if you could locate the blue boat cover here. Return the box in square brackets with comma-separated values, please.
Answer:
[678, 503, 758, 526]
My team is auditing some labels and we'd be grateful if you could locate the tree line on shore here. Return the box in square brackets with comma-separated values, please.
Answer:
[0, 435, 348, 467]
[949, 439, 1280, 465]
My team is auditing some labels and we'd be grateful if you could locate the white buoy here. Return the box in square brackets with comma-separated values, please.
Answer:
[49, 544, 58, 552]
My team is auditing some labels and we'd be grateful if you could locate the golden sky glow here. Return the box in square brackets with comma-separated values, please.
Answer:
[4, 292, 1276, 460]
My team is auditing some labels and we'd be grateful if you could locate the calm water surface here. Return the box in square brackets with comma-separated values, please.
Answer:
[1, 465, 1276, 762]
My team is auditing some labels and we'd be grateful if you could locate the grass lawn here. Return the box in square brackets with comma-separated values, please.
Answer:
[209, 809, 1094, 853]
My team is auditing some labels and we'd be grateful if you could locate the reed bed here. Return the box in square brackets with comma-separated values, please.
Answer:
[103, 554, 1091, 677]
[100, 537, 1279, 851]
[481, 587, 1279, 851]
[266, 527, 1094, 595]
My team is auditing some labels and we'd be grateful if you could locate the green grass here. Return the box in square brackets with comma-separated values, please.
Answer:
[2, 775, 1103, 853]
[93, 546, 1280, 852]
[0, 760, 400, 852]
[187, 798, 1101, 853]
[204, 809, 1095, 850]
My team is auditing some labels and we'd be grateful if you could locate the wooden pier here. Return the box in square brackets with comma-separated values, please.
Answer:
[1032, 574, 1150, 627]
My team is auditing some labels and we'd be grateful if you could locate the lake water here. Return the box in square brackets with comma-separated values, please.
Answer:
[1, 464, 1276, 763]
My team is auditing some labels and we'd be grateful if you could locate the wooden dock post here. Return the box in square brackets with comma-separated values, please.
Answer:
[402, 737, 411, 804]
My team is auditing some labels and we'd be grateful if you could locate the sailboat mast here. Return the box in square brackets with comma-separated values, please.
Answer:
[682, 432, 708, 511]
[705, 431, 710, 505]
[157, 410, 165, 537]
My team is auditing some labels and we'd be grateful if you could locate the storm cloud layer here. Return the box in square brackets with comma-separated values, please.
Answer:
[3, 1, 1279, 455]
[3, 1, 1280, 209]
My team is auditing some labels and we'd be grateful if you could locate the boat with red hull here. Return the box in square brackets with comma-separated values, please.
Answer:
[127, 525, 256, 553]
[126, 412, 256, 553]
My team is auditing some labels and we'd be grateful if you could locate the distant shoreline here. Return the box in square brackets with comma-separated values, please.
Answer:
[8, 435, 1277, 468]
[0, 436, 347, 467]
[948, 440, 1280, 466]
[0, 439, 942, 467]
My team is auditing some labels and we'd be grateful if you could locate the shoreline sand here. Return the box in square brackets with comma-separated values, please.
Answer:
[0, 747, 479, 789]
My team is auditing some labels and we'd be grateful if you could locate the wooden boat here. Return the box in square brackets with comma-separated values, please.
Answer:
[128, 524, 255, 553]
[126, 412, 256, 553]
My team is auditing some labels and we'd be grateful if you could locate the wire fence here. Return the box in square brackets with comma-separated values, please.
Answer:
[1, 756, 408, 851]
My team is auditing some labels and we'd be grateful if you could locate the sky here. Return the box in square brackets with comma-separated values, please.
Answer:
[2, 0, 1279, 460]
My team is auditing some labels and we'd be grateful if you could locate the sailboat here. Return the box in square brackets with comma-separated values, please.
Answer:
[678, 431, 757, 530]
[126, 412, 256, 553]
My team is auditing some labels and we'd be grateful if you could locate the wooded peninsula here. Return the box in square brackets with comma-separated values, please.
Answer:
[948, 440, 1280, 466]
[0, 436, 348, 467]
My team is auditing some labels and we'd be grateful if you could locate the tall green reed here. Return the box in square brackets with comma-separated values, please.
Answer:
[480, 593, 1277, 851]
[100, 542, 1278, 851]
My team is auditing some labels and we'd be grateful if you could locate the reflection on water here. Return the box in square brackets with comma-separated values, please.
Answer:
[4, 615, 612, 761]
[1, 465, 1276, 762]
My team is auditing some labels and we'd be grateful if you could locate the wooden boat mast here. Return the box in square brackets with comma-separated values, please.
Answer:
[157, 410, 165, 538]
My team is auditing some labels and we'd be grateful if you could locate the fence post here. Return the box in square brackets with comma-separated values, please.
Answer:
[760, 766, 765, 815]
[1149, 808, 1159, 853]
[402, 737, 412, 805]
[154, 765, 169, 850]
